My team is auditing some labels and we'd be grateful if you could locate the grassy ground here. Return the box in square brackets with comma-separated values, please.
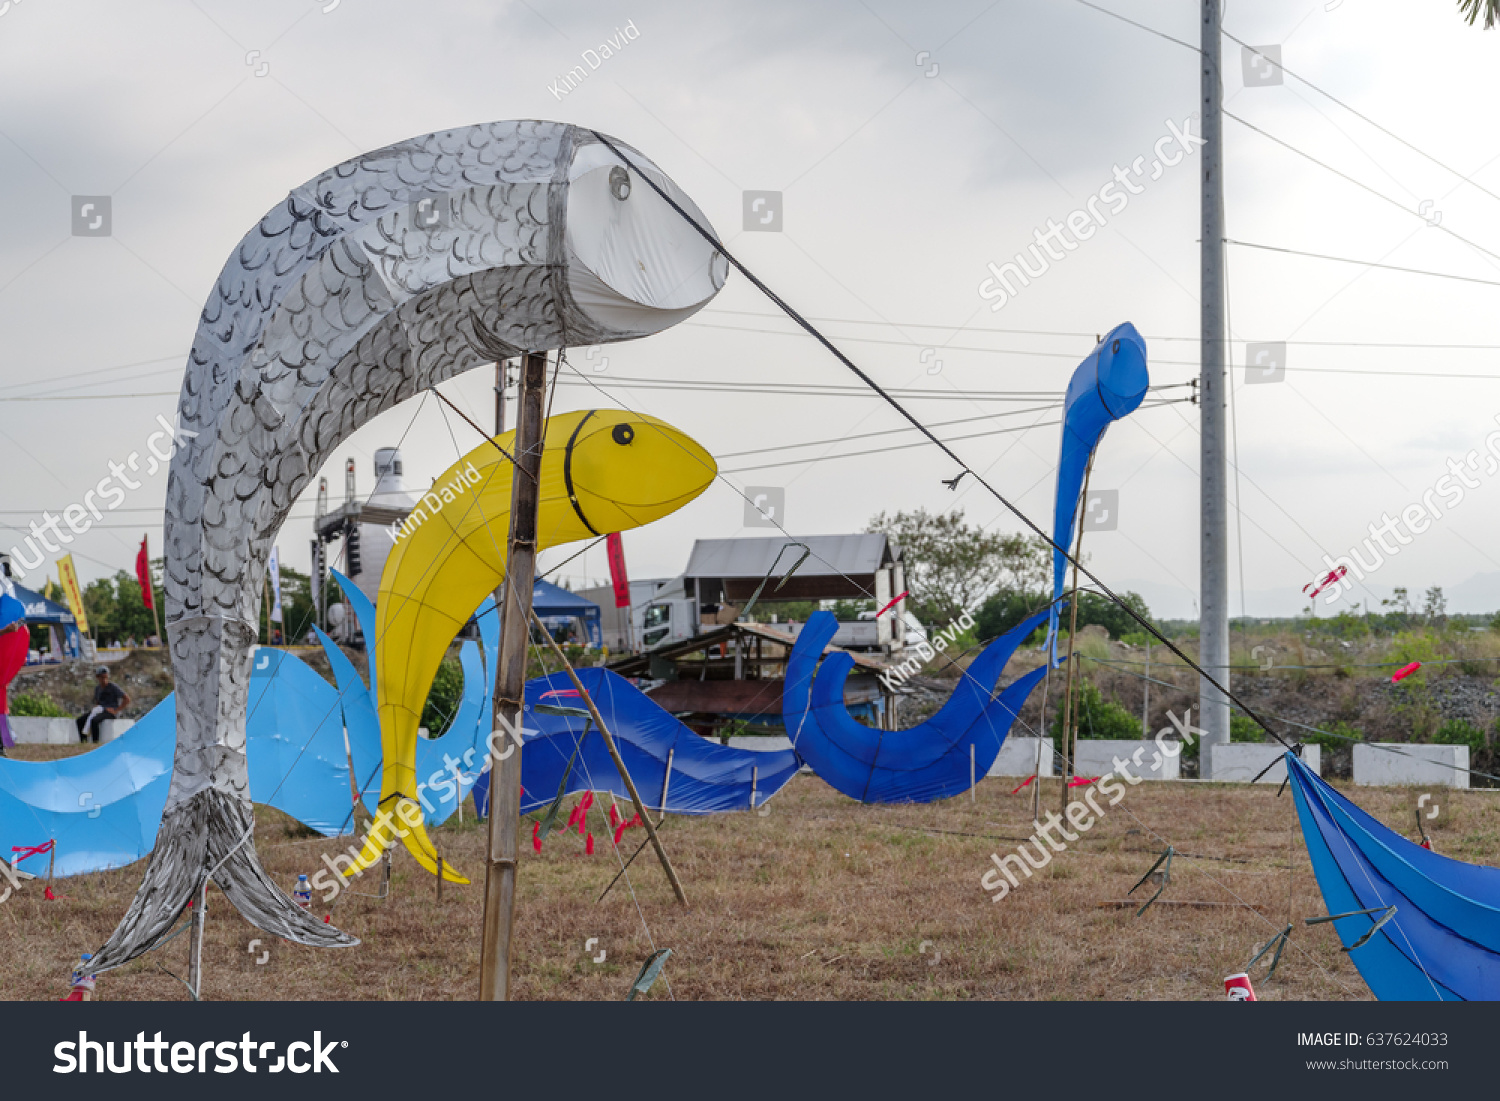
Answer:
[4, 762, 1496, 1002]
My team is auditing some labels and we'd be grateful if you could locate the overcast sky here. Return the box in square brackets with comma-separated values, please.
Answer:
[1, 0, 1498, 622]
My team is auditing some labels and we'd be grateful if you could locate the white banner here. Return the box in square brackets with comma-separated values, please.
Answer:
[268, 546, 283, 624]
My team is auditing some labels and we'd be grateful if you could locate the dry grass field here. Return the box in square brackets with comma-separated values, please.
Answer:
[5, 754, 1496, 1002]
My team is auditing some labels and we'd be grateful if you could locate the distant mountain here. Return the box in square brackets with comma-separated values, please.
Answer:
[1442, 573, 1500, 615]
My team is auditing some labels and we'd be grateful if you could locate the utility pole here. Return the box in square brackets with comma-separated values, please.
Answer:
[1199, 0, 1230, 776]
[478, 349, 548, 1001]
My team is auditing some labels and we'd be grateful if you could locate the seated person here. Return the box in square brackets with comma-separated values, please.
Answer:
[76, 666, 130, 743]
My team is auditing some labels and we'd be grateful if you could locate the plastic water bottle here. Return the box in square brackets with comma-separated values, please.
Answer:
[293, 874, 312, 910]
[67, 953, 96, 1001]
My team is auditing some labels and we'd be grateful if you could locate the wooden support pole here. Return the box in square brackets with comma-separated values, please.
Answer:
[970, 743, 976, 802]
[187, 880, 206, 1001]
[529, 606, 688, 906]
[659, 748, 674, 815]
[479, 349, 548, 1001]
[1059, 455, 1094, 819]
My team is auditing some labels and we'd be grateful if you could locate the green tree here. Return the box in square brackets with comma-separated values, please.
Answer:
[82, 567, 162, 645]
[866, 509, 1045, 625]
[1459, 0, 1499, 27]
[975, 587, 1152, 642]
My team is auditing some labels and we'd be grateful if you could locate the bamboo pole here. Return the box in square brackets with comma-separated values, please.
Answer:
[478, 350, 548, 1001]
[1059, 455, 1094, 819]
[529, 606, 688, 906]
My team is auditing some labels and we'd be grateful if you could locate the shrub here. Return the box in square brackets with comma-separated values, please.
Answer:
[1230, 713, 1264, 742]
[1435, 718, 1485, 752]
[1055, 680, 1142, 741]
[420, 656, 464, 736]
[10, 692, 68, 718]
[1305, 719, 1361, 750]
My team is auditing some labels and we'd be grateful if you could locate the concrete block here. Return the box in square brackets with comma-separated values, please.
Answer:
[1354, 743, 1469, 789]
[7, 717, 76, 745]
[1072, 739, 1180, 781]
[1206, 743, 1320, 783]
[726, 735, 795, 754]
[988, 737, 1055, 778]
[98, 718, 134, 744]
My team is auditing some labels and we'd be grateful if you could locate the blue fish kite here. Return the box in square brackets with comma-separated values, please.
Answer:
[782, 609, 1048, 804]
[1046, 323, 1149, 654]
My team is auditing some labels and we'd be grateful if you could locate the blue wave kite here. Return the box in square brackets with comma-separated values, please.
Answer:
[782, 609, 1048, 804]
[1047, 323, 1149, 653]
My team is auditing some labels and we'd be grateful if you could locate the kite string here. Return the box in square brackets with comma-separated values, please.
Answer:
[586, 129, 1293, 755]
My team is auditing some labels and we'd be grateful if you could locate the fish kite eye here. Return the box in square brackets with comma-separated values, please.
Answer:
[1111, 339, 1120, 353]
[612, 424, 635, 446]
[609, 166, 631, 201]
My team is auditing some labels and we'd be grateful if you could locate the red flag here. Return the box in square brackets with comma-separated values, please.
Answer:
[606, 532, 630, 610]
[135, 537, 154, 611]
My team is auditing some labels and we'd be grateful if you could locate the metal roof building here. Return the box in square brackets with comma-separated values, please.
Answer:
[681, 533, 902, 604]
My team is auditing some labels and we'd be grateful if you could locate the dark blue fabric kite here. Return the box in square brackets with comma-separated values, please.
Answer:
[472, 667, 801, 818]
[1047, 323, 1149, 653]
[781, 609, 1048, 804]
[1287, 752, 1500, 1000]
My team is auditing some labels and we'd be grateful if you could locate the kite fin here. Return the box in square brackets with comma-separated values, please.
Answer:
[339, 798, 469, 883]
[92, 788, 358, 973]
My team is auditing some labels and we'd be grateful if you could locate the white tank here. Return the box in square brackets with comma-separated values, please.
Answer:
[350, 447, 419, 612]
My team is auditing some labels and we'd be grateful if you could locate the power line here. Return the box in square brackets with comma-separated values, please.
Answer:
[1219, 26, 1500, 210]
[1227, 238, 1500, 289]
[700, 308, 1500, 349]
[589, 127, 1296, 751]
[1225, 110, 1500, 267]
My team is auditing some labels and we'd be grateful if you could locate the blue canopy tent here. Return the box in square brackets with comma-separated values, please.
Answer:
[12, 583, 81, 660]
[533, 578, 602, 648]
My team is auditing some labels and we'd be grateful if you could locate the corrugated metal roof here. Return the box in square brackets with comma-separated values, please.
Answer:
[683, 534, 896, 580]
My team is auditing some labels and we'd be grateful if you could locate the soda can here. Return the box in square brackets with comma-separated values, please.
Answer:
[1224, 972, 1256, 1001]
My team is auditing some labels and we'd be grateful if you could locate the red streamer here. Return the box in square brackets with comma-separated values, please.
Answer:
[613, 812, 642, 846]
[875, 591, 910, 619]
[585, 833, 594, 855]
[11, 840, 54, 863]
[1392, 662, 1422, 683]
[1302, 565, 1348, 599]
[532, 821, 542, 853]
[1010, 776, 1035, 795]
[1067, 776, 1100, 788]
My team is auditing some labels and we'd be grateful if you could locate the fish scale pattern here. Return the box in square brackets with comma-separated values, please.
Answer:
[96, 119, 705, 971]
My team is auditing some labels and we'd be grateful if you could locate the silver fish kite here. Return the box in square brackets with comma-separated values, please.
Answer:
[92, 120, 726, 970]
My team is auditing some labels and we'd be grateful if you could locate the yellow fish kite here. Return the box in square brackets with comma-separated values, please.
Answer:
[347, 408, 715, 882]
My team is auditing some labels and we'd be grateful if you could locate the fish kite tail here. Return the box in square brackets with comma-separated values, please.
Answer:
[399, 816, 471, 884]
[338, 798, 469, 883]
[92, 788, 358, 973]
